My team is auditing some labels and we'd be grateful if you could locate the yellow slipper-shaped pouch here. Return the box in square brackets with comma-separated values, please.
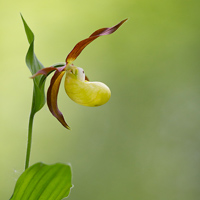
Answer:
[65, 66, 111, 107]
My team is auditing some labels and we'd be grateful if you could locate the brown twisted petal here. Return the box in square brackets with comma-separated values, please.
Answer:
[66, 18, 128, 64]
[30, 66, 58, 79]
[47, 66, 70, 129]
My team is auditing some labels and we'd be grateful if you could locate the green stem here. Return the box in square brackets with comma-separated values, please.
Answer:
[25, 111, 35, 170]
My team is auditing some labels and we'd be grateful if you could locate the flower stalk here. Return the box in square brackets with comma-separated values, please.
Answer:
[25, 111, 35, 170]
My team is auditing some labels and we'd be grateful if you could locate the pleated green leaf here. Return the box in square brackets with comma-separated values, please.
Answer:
[21, 14, 46, 114]
[11, 162, 72, 200]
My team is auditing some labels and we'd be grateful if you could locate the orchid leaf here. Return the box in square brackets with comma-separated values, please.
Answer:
[11, 162, 72, 200]
[21, 14, 46, 114]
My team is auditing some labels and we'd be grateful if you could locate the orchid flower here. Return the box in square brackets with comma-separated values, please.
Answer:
[31, 19, 127, 129]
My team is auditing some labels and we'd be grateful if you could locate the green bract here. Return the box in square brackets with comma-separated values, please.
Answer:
[21, 14, 46, 114]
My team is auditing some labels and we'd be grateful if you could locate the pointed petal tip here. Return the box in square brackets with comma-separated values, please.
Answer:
[29, 74, 36, 79]
[123, 18, 128, 23]
[60, 121, 71, 130]
[66, 125, 71, 130]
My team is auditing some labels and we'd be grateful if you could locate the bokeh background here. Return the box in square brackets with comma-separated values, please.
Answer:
[1, 0, 200, 199]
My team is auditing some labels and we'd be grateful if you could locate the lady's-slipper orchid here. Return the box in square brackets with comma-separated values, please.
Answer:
[31, 19, 127, 129]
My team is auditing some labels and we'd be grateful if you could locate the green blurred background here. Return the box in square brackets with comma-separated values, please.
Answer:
[1, 0, 200, 199]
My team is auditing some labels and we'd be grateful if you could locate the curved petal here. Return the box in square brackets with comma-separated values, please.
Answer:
[66, 18, 128, 63]
[30, 66, 57, 79]
[47, 67, 70, 129]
